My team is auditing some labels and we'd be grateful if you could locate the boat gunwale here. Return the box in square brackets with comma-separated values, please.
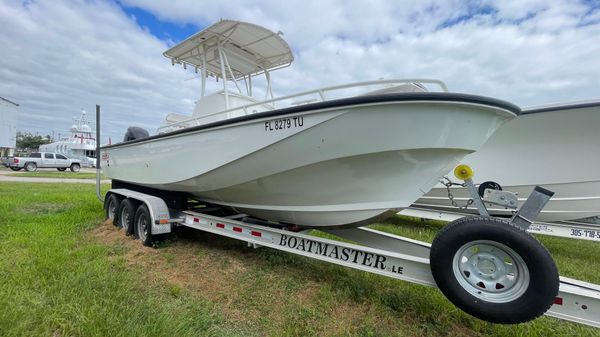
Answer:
[102, 92, 521, 150]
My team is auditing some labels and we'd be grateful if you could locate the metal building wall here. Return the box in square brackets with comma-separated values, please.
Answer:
[0, 97, 18, 156]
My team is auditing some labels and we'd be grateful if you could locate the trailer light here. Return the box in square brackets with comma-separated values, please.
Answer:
[194, 218, 200, 223]
[553, 297, 563, 305]
[159, 219, 169, 224]
[251, 231, 262, 237]
[216, 223, 225, 228]
[233, 226, 242, 233]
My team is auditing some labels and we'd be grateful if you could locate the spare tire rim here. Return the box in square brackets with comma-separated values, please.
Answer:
[452, 240, 530, 303]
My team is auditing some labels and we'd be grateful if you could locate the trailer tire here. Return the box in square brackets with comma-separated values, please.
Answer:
[134, 204, 161, 247]
[70, 163, 81, 172]
[430, 216, 559, 324]
[24, 162, 37, 172]
[104, 194, 122, 225]
[117, 199, 137, 236]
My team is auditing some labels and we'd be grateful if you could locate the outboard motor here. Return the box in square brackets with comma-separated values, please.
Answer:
[123, 126, 149, 142]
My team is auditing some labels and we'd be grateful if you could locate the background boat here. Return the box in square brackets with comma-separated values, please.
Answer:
[40, 109, 97, 167]
[408, 100, 600, 223]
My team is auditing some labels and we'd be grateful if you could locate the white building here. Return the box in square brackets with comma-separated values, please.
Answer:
[0, 96, 19, 157]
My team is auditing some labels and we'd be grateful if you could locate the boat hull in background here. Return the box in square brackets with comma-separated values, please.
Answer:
[410, 101, 600, 223]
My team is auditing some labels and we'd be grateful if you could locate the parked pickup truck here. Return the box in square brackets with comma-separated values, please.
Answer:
[3, 152, 81, 172]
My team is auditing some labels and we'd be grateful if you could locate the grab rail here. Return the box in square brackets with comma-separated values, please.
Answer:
[157, 78, 448, 133]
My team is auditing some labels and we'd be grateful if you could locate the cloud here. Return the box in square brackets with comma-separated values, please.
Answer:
[120, 0, 474, 47]
[0, 0, 197, 143]
[1, 0, 600, 145]
[116, 0, 600, 105]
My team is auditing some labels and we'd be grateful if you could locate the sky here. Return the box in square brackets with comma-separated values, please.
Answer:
[1, 0, 599, 144]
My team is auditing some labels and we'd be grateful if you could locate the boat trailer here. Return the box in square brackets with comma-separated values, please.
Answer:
[95, 104, 598, 327]
[98, 166, 600, 328]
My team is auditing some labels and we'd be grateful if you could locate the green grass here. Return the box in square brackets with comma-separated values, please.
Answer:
[0, 182, 599, 336]
[5, 171, 100, 179]
[0, 183, 242, 337]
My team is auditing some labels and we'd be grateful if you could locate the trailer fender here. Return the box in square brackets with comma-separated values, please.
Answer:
[105, 189, 172, 235]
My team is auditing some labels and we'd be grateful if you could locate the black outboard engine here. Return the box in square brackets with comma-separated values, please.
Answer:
[123, 126, 149, 142]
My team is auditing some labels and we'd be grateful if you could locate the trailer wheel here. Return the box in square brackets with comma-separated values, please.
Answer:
[24, 162, 37, 172]
[134, 204, 160, 247]
[430, 216, 558, 324]
[117, 199, 137, 235]
[104, 194, 122, 225]
[70, 163, 81, 172]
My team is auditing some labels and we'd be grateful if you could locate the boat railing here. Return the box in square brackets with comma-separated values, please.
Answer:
[157, 78, 448, 133]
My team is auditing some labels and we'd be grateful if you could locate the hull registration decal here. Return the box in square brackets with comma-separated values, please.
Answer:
[264, 116, 304, 131]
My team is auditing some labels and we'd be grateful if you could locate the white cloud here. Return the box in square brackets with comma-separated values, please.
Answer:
[120, 0, 473, 47]
[1, 0, 600, 145]
[0, 0, 197, 143]
[115, 0, 600, 105]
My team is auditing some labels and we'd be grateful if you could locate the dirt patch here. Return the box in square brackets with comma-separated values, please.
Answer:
[91, 222, 266, 322]
[88, 221, 420, 336]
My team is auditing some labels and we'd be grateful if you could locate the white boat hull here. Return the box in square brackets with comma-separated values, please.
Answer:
[412, 101, 600, 222]
[102, 95, 516, 227]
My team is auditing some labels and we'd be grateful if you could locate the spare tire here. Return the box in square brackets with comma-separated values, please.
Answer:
[430, 216, 559, 324]
[123, 126, 150, 142]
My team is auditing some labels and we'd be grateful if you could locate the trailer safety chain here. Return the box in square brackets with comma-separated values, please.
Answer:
[441, 177, 474, 210]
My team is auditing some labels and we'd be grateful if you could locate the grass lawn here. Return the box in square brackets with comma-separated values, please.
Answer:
[0, 182, 599, 336]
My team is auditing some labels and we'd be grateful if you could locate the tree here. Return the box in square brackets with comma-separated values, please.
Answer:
[15, 132, 52, 152]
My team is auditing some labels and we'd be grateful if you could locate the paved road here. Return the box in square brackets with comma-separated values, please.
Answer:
[0, 168, 110, 184]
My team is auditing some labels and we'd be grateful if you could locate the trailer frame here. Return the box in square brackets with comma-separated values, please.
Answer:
[104, 188, 600, 328]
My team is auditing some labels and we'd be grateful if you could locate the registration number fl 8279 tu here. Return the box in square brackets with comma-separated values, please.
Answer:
[264, 116, 304, 131]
